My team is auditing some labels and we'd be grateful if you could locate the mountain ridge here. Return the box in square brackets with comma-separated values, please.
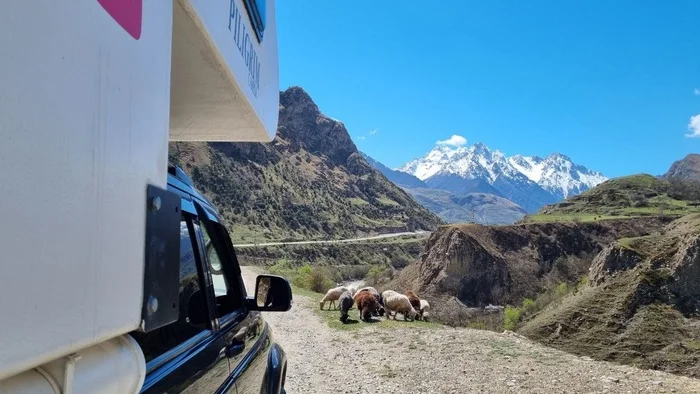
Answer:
[362, 152, 527, 224]
[397, 143, 607, 212]
[169, 87, 443, 243]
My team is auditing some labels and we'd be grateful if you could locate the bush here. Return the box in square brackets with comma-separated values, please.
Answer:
[268, 261, 334, 293]
[365, 264, 393, 286]
[307, 267, 334, 293]
[503, 307, 521, 331]
[522, 298, 536, 313]
[555, 282, 569, 297]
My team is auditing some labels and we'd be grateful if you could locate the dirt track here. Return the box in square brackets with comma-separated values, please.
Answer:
[241, 267, 700, 394]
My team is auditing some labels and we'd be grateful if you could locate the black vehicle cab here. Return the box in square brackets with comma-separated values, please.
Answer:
[130, 165, 291, 394]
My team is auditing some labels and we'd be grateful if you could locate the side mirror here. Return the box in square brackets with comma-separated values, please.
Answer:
[250, 275, 292, 312]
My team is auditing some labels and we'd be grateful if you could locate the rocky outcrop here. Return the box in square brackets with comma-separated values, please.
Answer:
[406, 217, 672, 308]
[588, 244, 644, 285]
[419, 226, 511, 307]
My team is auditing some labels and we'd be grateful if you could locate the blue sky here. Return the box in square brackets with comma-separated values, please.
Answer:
[277, 1, 700, 177]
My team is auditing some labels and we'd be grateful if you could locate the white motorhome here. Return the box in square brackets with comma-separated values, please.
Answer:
[0, 1, 291, 392]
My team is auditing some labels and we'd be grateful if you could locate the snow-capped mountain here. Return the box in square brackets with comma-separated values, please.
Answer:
[508, 153, 607, 200]
[397, 143, 607, 212]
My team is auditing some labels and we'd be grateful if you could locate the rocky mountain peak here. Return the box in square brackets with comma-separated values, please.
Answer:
[663, 153, 700, 183]
[278, 86, 356, 166]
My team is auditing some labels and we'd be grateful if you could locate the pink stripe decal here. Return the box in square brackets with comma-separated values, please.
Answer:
[97, 0, 143, 40]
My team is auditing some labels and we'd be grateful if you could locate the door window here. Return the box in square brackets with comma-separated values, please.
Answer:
[196, 215, 246, 319]
[199, 221, 229, 297]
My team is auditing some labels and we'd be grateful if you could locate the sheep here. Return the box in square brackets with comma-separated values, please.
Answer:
[338, 290, 354, 324]
[319, 286, 348, 310]
[353, 287, 384, 316]
[354, 291, 378, 322]
[417, 299, 430, 321]
[381, 290, 418, 321]
[353, 286, 379, 298]
[405, 291, 421, 312]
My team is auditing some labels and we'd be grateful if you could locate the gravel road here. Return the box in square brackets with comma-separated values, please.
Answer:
[241, 267, 700, 394]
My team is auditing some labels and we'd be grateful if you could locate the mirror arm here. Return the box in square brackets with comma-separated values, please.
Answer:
[245, 297, 259, 311]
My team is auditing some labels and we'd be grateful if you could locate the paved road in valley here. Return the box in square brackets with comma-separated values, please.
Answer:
[233, 230, 429, 248]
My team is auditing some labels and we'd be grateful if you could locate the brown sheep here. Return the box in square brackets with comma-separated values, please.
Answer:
[354, 291, 378, 322]
[406, 291, 421, 312]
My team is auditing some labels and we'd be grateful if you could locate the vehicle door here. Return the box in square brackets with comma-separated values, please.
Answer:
[194, 202, 271, 393]
[132, 201, 233, 394]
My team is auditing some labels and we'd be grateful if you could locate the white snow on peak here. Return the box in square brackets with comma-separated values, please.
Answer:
[398, 142, 608, 199]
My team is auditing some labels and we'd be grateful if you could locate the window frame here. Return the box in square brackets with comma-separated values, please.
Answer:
[135, 211, 216, 373]
[193, 201, 248, 325]
[242, 0, 265, 42]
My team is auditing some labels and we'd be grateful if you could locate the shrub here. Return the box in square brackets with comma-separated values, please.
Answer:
[503, 307, 521, 331]
[555, 282, 569, 297]
[365, 264, 393, 286]
[522, 298, 536, 313]
[307, 267, 333, 293]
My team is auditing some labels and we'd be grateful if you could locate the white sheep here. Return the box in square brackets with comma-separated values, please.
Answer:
[319, 286, 348, 310]
[381, 290, 418, 321]
[418, 299, 430, 322]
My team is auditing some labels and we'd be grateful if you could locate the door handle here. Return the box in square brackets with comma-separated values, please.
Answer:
[225, 340, 245, 358]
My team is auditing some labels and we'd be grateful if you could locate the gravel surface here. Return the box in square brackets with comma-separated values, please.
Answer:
[242, 267, 700, 394]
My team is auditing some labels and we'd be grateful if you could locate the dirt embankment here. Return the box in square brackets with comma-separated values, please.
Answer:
[241, 266, 700, 393]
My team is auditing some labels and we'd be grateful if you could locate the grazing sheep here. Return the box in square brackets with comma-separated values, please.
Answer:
[355, 291, 378, 322]
[338, 290, 354, 324]
[354, 287, 384, 316]
[381, 290, 418, 321]
[319, 286, 348, 310]
[418, 299, 430, 321]
[405, 291, 421, 311]
[353, 286, 379, 298]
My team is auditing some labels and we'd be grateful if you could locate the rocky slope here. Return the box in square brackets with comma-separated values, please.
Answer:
[520, 214, 700, 378]
[404, 188, 527, 224]
[398, 143, 607, 212]
[169, 87, 443, 242]
[663, 153, 700, 183]
[389, 218, 672, 312]
[360, 152, 426, 188]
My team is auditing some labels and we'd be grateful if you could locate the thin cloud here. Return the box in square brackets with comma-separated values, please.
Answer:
[686, 114, 700, 138]
[369, 128, 379, 136]
[356, 136, 366, 140]
[694, 88, 700, 95]
[436, 134, 467, 147]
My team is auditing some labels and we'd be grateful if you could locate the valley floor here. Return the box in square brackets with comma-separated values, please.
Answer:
[241, 267, 700, 394]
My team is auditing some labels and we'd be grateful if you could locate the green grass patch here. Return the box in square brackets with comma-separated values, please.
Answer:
[348, 197, 369, 206]
[375, 196, 400, 206]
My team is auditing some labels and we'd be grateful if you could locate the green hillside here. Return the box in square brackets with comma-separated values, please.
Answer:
[523, 174, 700, 223]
